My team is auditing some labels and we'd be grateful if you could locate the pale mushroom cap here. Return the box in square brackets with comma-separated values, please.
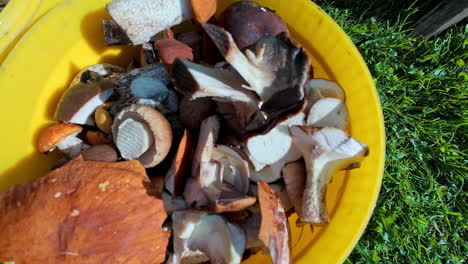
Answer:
[112, 104, 172, 168]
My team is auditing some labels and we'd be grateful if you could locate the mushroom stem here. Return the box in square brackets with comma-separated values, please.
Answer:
[289, 126, 369, 224]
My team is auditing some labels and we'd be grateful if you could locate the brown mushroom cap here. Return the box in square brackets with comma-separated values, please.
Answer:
[37, 123, 83, 153]
[112, 104, 172, 168]
[54, 81, 115, 126]
[220, 1, 289, 50]
[0, 159, 170, 263]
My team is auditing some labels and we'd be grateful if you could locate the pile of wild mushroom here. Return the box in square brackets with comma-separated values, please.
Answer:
[0, 1, 369, 263]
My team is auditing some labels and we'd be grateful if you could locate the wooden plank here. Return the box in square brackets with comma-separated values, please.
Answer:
[413, 0, 468, 37]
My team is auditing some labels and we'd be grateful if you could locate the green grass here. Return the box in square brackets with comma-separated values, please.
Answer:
[313, 1, 467, 263]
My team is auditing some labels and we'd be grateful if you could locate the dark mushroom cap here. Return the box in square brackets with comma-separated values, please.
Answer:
[220, 1, 289, 50]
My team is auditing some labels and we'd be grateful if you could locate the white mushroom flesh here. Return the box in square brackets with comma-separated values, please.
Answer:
[306, 97, 349, 130]
[56, 132, 90, 157]
[212, 145, 250, 194]
[290, 126, 368, 223]
[245, 112, 305, 172]
[115, 118, 154, 160]
[306, 79, 346, 106]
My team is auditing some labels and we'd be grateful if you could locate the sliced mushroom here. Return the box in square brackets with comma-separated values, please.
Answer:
[70, 64, 125, 87]
[212, 145, 250, 194]
[202, 23, 309, 106]
[165, 130, 194, 196]
[112, 104, 172, 168]
[37, 123, 90, 158]
[257, 181, 290, 264]
[244, 112, 305, 173]
[220, 1, 289, 50]
[184, 116, 220, 206]
[111, 63, 172, 115]
[106, 0, 193, 45]
[305, 79, 346, 109]
[172, 211, 246, 264]
[289, 126, 369, 224]
[185, 116, 251, 206]
[54, 81, 115, 126]
[172, 58, 259, 107]
[306, 97, 349, 130]
[282, 161, 307, 216]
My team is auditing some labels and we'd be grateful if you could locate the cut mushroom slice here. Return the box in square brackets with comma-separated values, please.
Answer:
[172, 58, 259, 106]
[212, 145, 250, 194]
[112, 104, 172, 168]
[165, 130, 193, 196]
[172, 211, 246, 264]
[70, 64, 125, 87]
[305, 79, 346, 109]
[244, 112, 305, 172]
[37, 123, 90, 158]
[289, 126, 369, 224]
[306, 97, 349, 130]
[102, 19, 132, 46]
[250, 146, 302, 183]
[184, 116, 220, 206]
[219, 1, 289, 50]
[54, 81, 115, 126]
[106, 0, 193, 45]
[202, 23, 309, 104]
[282, 161, 307, 216]
[257, 181, 290, 264]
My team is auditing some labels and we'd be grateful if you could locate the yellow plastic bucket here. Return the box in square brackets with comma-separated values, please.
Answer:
[0, 0, 385, 263]
[0, 0, 63, 63]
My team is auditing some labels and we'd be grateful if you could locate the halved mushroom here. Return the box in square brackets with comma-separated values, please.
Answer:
[185, 116, 251, 207]
[69, 64, 125, 87]
[219, 1, 289, 50]
[54, 81, 115, 126]
[244, 112, 305, 173]
[289, 126, 369, 224]
[37, 123, 90, 158]
[165, 130, 194, 196]
[305, 79, 346, 111]
[112, 104, 172, 168]
[282, 161, 307, 216]
[172, 211, 246, 264]
[202, 23, 309, 106]
[257, 181, 290, 264]
[306, 97, 349, 130]
[106, 0, 193, 45]
[111, 63, 172, 115]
